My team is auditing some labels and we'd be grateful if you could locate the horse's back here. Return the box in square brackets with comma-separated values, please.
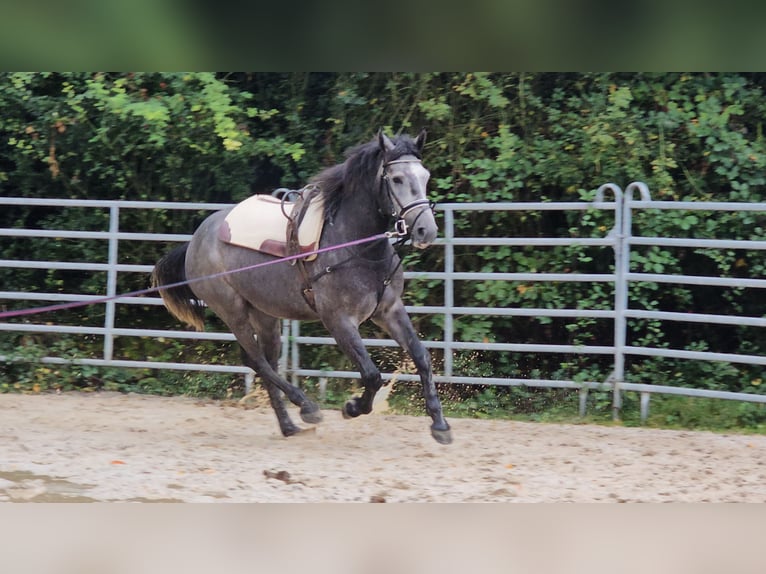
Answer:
[185, 208, 231, 276]
[186, 206, 318, 321]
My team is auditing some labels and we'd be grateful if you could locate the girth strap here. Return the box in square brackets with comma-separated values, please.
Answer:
[286, 185, 322, 311]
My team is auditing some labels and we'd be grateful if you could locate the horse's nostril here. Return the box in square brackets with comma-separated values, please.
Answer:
[413, 226, 437, 248]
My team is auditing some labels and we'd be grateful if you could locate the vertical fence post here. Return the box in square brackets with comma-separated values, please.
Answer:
[613, 193, 630, 420]
[279, 319, 290, 378]
[640, 391, 651, 423]
[290, 319, 300, 387]
[595, 184, 625, 420]
[103, 205, 119, 362]
[620, 182, 652, 420]
[443, 206, 455, 378]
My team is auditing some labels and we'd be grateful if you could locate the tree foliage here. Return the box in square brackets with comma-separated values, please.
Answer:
[1, 73, 765, 410]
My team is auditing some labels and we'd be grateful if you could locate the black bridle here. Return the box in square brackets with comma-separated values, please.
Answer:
[293, 156, 435, 314]
[379, 158, 434, 237]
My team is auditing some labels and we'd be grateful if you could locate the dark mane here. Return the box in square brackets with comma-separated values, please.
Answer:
[311, 134, 423, 218]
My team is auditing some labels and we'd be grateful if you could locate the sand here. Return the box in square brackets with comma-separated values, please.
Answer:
[1, 391, 765, 502]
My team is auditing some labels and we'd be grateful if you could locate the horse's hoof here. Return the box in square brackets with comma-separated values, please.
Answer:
[281, 424, 303, 437]
[431, 426, 453, 445]
[281, 426, 317, 438]
[342, 400, 360, 419]
[300, 403, 323, 424]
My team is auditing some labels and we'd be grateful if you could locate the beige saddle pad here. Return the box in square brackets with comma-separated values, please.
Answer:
[218, 193, 325, 260]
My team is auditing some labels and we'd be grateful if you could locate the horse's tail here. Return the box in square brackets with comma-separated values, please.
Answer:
[151, 243, 206, 332]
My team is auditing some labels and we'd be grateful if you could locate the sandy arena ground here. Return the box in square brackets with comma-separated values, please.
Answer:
[0, 391, 765, 502]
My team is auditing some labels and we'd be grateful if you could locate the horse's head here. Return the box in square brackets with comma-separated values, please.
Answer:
[378, 129, 438, 249]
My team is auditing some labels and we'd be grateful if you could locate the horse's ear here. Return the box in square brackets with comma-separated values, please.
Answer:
[378, 130, 395, 153]
[415, 129, 427, 152]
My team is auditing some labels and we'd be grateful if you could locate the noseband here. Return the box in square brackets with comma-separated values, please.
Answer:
[380, 158, 434, 237]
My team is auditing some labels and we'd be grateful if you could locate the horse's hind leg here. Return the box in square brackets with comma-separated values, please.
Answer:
[203, 294, 320, 436]
[237, 321, 322, 434]
[237, 325, 322, 434]
[239, 348, 301, 436]
[247, 311, 322, 426]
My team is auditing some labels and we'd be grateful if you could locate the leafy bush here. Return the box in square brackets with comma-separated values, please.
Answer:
[2, 73, 765, 428]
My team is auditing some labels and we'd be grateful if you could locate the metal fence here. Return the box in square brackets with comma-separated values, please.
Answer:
[1, 185, 765, 421]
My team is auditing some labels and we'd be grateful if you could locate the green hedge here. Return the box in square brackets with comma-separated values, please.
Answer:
[1, 73, 765, 415]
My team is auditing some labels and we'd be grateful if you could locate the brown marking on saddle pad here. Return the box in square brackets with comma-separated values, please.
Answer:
[218, 193, 325, 260]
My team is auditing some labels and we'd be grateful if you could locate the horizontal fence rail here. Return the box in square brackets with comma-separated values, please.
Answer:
[1, 185, 765, 423]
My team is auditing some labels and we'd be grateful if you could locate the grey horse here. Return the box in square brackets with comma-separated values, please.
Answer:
[151, 130, 452, 444]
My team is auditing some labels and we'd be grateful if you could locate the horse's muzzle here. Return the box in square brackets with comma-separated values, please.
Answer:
[407, 208, 438, 249]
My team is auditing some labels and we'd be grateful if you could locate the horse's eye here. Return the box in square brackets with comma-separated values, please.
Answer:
[392, 176, 403, 185]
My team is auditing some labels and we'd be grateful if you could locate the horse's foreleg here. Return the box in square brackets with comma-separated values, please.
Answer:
[373, 303, 452, 445]
[323, 317, 383, 419]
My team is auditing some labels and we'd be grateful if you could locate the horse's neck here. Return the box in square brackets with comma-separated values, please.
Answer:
[329, 185, 388, 241]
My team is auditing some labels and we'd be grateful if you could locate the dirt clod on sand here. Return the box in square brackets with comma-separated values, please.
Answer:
[1, 392, 765, 502]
